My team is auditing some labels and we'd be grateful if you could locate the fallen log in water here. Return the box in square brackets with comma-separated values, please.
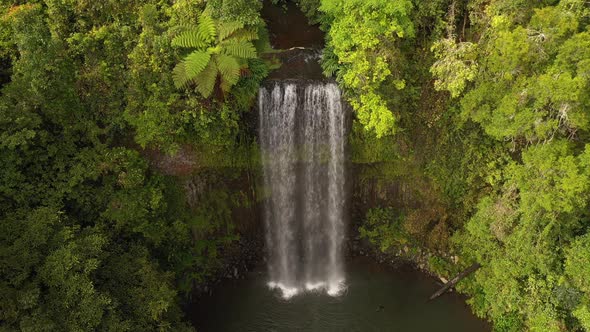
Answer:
[429, 263, 481, 301]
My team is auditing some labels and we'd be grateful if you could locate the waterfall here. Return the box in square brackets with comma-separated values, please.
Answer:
[259, 81, 347, 299]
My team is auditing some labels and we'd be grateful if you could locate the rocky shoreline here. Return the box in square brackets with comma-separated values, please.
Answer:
[194, 229, 459, 300]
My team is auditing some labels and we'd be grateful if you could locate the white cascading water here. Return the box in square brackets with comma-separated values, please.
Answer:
[259, 81, 346, 299]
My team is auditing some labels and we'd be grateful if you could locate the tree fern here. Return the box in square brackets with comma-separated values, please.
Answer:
[171, 13, 259, 98]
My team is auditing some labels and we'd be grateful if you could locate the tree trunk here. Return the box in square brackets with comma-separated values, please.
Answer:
[429, 263, 481, 301]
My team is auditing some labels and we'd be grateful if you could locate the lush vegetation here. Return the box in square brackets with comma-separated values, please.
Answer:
[0, 0, 266, 330]
[171, 13, 259, 96]
[1, 0, 589, 331]
[312, 0, 590, 330]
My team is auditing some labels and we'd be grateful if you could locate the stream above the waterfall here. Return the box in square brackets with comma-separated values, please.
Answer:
[189, 255, 490, 332]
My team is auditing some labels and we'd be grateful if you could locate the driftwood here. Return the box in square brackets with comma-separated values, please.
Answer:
[429, 263, 481, 301]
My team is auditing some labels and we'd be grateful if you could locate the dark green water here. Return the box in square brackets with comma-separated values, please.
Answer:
[190, 256, 490, 331]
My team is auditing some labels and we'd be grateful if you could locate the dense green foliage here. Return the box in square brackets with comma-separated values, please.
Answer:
[309, 0, 590, 330]
[0, 0, 266, 330]
[1, 0, 589, 331]
[320, 0, 414, 137]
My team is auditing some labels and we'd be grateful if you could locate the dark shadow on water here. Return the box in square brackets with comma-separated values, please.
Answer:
[262, 0, 324, 49]
[189, 256, 491, 332]
[261, 0, 326, 81]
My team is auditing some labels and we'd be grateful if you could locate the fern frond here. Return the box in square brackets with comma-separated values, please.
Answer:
[219, 79, 232, 94]
[172, 62, 190, 88]
[215, 54, 241, 87]
[172, 13, 260, 98]
[195, 61, 218, 97]
[218, 21, 244, 41]
[227, 28, 258, 42]
[197, 14, 217, 44]
[236, 57, 249, 68]
[322, 59, 339, 78]
[321, 47, 340, 78]
[222, 40, 257, 59]
[184, 51, 211, 79]
[172, 28, 208, 49]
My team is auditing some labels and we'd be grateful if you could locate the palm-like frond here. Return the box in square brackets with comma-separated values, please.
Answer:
[172, 28, 208, 49]
[222, 40, 257, 59]
[172, 14, 259, 98]
[216, 54, 241, 87]
[219, 79, 232, 94]
[184, 51, 211, 79]
[195, 61, 218, 97]
[321, 47, 340, 78]
[197, 14, 216, 44]
[172, 62, 189, 88]
[217, 21, 245, 41]
[227, 28, 258, 42]
[322, 58, 340, 78]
